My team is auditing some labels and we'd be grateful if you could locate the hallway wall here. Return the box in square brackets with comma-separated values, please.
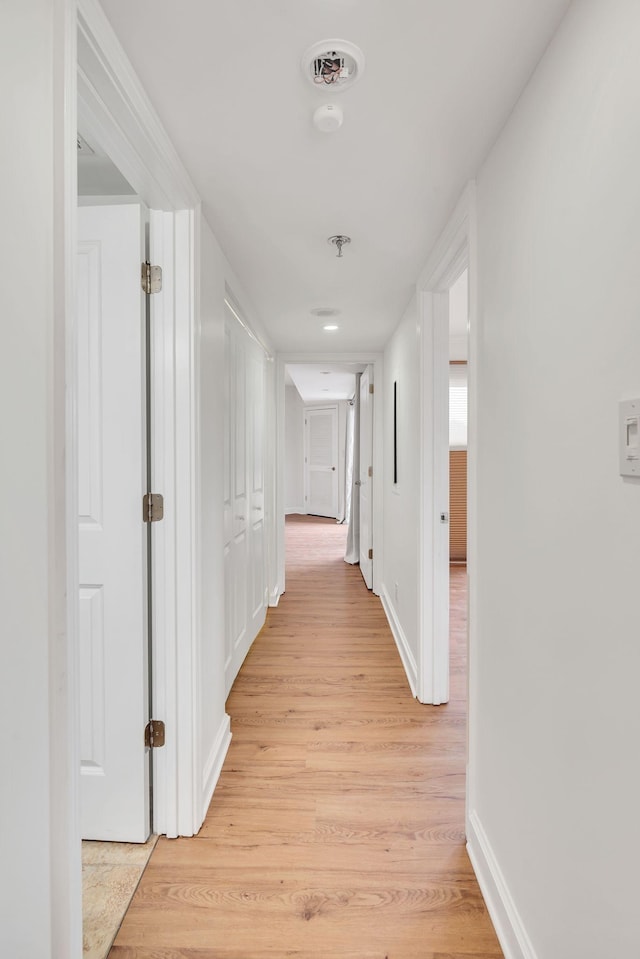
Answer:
[471, 1, 640, 955]
[285, 385, 304, 513]
[0, 3, 76, 956]
[382, 295, 420, 691]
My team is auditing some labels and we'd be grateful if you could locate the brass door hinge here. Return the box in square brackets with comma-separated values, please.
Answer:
[369, 383, 374, 394]
[368, 548, 373, 560]
[143, 492, 164, 523]
[144, 719, 165, 748]
[141, 261, 162, 294]
[368, 465, 373, 477]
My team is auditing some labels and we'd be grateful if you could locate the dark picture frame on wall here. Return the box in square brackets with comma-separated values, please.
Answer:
[393, 380, 398, 484]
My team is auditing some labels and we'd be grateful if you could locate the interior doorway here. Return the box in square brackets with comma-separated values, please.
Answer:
[416, 183, 475, 709]
[278, 358, 381, 599]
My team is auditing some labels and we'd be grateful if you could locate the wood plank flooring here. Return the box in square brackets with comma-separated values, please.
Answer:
[110, 515, 502, 959]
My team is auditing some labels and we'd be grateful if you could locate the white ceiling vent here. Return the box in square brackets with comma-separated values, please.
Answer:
[302, 40, 365, 93]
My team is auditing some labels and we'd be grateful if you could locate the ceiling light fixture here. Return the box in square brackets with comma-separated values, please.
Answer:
[311, 307, 340, 318]
[328, 235, 351, 258]
[302, 40, 365, 93]
[323, 324, 339, 332]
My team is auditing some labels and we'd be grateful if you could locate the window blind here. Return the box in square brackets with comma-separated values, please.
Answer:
[449, 364, 467, 449]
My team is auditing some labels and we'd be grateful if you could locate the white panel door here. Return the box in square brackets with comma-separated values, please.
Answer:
[77, 204, 149, 842]
[223, 305, 268, 695]
[359, 368, 373, 589]
[305, 407, 338, 518]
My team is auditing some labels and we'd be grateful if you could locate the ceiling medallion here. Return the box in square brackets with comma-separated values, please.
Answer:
[328, 235, 351, 258]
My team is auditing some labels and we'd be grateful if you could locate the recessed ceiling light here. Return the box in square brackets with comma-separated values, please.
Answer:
[311, 307, 340, 318]
[323, 324, 339, 332]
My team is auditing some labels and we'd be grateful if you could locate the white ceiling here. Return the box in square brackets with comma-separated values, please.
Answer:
[287, 362, 366, 403]
[99, 0, 570, 353]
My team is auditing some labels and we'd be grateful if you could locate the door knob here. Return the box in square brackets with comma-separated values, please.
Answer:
[331, 466, 336, 471]
[355, 480, 362, 486]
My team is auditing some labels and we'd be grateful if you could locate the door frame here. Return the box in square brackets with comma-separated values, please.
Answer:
[416, 182, 477, 707]
[57, 1, 203, 952]
[274, 352, 384, 602]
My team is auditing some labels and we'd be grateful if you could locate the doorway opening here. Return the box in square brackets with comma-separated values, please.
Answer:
[418, 183, 475, 705]
[279, 358, 380, 597]
[77, 127, 157, 959]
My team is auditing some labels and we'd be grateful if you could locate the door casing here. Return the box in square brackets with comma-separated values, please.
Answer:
[416, 183, 477, 848]
[55, 1, 205, 953]
[274, 353, 384, 604]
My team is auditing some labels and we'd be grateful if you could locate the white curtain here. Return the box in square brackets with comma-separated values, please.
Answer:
[344, 375, 361, 564]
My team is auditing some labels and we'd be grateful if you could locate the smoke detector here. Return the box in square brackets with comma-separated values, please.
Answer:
[313, 103, 343, 133]
[302, 40, 365, 93]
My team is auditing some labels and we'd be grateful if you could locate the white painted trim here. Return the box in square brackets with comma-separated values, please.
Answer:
[77, 0, 199, 210]
[269, 586, 283, 607]
[174, 209, 200, 837]
[55, 1, 82, 955]
[467, 810, 537, 959]
[417, 184, 475, 706]
[285, 507, 307, 515]
[76, 0, 202, 843]
[276, 352, 384, 599]
[380, 587, 418, 697]
[200, 715, 232, 828]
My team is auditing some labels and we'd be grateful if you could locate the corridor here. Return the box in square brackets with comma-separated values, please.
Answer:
[110, 516, 501, 958]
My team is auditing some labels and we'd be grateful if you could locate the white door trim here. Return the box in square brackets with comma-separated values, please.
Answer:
[57, 3, 203, 953]
[416, 182, 476, 706]
[274, 353, 384, 603]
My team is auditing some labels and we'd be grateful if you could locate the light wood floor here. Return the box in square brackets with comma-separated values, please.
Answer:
[110, 515, 502, 958]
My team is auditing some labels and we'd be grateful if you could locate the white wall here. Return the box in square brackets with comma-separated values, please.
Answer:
[285, 385, 304, 512]
[197, 218, 231, 822]
[470, 2, 640, 956]
[0, 2, 77, 956]
[449, 267, 469, 362]
[381, 296, 420, 691]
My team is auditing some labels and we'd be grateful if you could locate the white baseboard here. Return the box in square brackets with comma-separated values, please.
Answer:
[285, 507, 306, 515]
[380, 585, 417, 697]
[269, 584, 283, 607]
[466, 809, 538, 959]
[200, 713, 232, 830]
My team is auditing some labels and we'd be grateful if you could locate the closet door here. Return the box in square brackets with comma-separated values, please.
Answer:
[223, 304, 267, 695]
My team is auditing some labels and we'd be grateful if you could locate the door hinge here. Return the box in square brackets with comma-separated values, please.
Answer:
[143, 492, 164, 523]
[368, 465, 373, 478]
[369, 383, 374, 394]
[144, 719, 165, 748]
[141, 261, 162, 294]
[368, 548, 373, 560]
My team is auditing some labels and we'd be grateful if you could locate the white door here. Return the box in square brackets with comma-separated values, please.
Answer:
[223, 305, 268, 695]
[305, 407, 338, 518]
[77, 203, 150, 842]
[359, 368, 373, 588]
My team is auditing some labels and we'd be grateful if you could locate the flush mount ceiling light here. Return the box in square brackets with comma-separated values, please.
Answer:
[302, 40, 365, 93]
[310, 306, 341, 318]
[328, 235, 351, 258]
[323, 324, 339, 332]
